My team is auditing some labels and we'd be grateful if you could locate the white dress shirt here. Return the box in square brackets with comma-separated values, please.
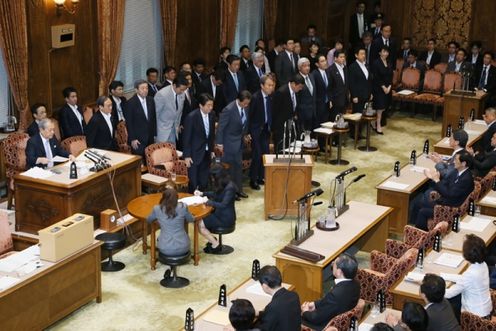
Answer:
[382, 37, 389, 47]
[201, 111, 210, 150]
[68, 104, 83, 129]
[357, 13, 364, 37]
[357, 60, 369, 79]
[100, 110, 113, 136]
[472, 54, 479, 65]
[336, 63, 346, 83]
[210, 76, 217, 98]
[289, 83, 297, 110]
[111, 95, 124, 121]
[455, 62, 462, 72]
[426, 51, 433, 65]
[138, 96, 148, 119]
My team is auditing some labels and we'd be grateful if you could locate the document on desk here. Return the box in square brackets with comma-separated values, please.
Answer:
[0, 276, 20, 291]
[480, 195, 496, 205]
[380, 181, 410, 190]
[179, 196, 208, 206]
[320, 121, 336, 129]
[434, 253, 464, 268]
[21, 167, 54, 179]
[0, 244, 40, 273]
[52, 155, 69, 163]
[465, 129, 480, 136]
[245, 282, 271, 297]
[410, 166, 428, 173]
[202, 306, 230, 326]
[460, 217, 491, 232]
[405, 271, 425, 283]
[440, 272, 462, 283]
[473, 119, 486, 125]
[314, 127, 333, 135]
[397, 89, 415, 95]
[359, 323, 374, 331]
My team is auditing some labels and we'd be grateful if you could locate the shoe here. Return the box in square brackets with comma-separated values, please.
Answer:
[238, 192, 248, 198]
[257, 179, 265, 185]
[163, 268, 171, 279]
[204, 244, 222, 254]
[376, 130, 384, 135]
[250, 181, 260, 190]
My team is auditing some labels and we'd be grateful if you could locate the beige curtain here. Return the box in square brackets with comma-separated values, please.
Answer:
[220, 0, 239, 48]
[97, 0, 125, 96]
[0, 1, 29, 130]
[160, 0, 178, 67]
[263, 0, 278, 42]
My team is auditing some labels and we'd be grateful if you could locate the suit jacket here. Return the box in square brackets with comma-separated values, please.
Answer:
[182, 108, 215, 164]
[348, 61, 372, 102]
[147, 82, 161, 97]
[481, 121, 496, 153]
[470, 53, 483, 69]
[425, 299, 461, 331]
[180, 88, 199, 126]
[84, 111, 117, 151]
[240, 58, 253, 72]
[58, 104, 85, 139]
[397, 48, 412, 62]
[447, 61, 473, 75]
[192, 71, 207, 92]
[154, 85, 185, 143]
[245, 65, 265, 93]
[275, 51, 297, 87]
[267, 49, 279, 74]
[215, 100, 249, 162]
[312, 68, 332, 122]
[419, 50, 442, 68]
[435, 168, 474, 207]
[204, 181, 237, 225]
[370, 26, 383, 40]
[297, 74, 317, 122]
[349, 13, 369, 45]
[27, 120, 39, 137]
[272, 84, 297, 148]
[328, 63, 349, 108]
[25, 133, 69, 169]
[473, 149, 496, 178]
[198, 76, 226, 118]
[123, 94, 157, 154]
[258, 288, 301, 331]
[370, 37, 397, 66]
[223, 70, 247, 104]
[474, 64, 496, 94]
[110, 95, 126, 125]
[302, 279, 360, 330]
[249, 90, 272, 136]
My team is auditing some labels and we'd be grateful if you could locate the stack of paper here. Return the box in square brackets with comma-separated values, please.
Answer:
[179, 196, 208, 206]
[460, 217, 491, 232]
[405, 271, 425, 283]
[202, 306, 230, 326]
[434, 253, 464, 268]
[358, 323, 374, 331]
[473, 119, 486, 125]
[397, 89, 415, 96]
[410, 166, 427, 173]
[381, 181, 409, 190]
[0, 245, 40, 273]
[314, 127, 333, 135]
[246, 282, 271, 297]
[320, 121, 335, 129]
[0, 276, 20, 291]
[141, 173, 168, 184]
[21, 167, 53, 179]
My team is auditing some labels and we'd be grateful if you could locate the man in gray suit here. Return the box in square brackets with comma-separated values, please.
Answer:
[216, 90, 252, 198]
[296, 57, 316, 132]
[154, 75, 188, 144]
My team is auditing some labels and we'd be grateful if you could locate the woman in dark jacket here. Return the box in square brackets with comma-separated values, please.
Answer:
[371, 45, 393, 134]
[196, 166, 237, 254]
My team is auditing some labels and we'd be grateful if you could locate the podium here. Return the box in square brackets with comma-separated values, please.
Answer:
[442, 90, 487, 137]
[263, 154, 314, 220]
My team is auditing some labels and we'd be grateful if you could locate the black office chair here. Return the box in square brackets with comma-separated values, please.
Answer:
[158, 251, 191, 288]
[95, 232, 126, 272]
[210, 224, 235, 254]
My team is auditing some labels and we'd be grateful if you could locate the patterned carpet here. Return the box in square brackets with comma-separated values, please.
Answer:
[47, 112, 441, 331]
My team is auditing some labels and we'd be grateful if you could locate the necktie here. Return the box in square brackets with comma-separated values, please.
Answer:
[404, 50, 408, 59]
[175, 94, 178, 110]
[290, 53, 295, 71]
[203, 115, 209, 137]
[385, 39, 389, 47]
[233, 73, 239, 91]
[240, 108, 246, 126]
[258, 67, 263, 78]
[479, 66, 488, 88]
[322, 71, 328, 87]
[291, 92, 297, 111]
[265, 96, 272, 128]
[44, 139, 53, 168]
[305, 76, 313, 95]
[153, 85, 158, 93]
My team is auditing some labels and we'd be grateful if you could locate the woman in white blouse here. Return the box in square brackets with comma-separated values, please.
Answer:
[444, 234, 492, 318]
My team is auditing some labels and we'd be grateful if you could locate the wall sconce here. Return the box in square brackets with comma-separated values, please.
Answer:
[53, 0, 79, 16]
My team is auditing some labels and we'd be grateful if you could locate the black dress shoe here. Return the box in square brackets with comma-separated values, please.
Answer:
[235, 196, 241, 201]
[238, 192, 248, 198]
[257, 179, 265, 185]
[250, 181, 260, 190]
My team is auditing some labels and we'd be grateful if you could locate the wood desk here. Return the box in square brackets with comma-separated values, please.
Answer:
[274, 201, 392, 302]
[185, 278, 293, 331]
[442, 214, 496, 252]
[14, 150, 142, 233]
[376, 154, 436, 234]
[442, 90, 487, 137]
[359, 308, 401, 329]
[127, 192, 212, 269]
[0, 241, 102, 330]
[263, 154, 313, 220]
[390, 249, 468, 310]
[433, 120, 487, 155]
[478, 189, 496, 216]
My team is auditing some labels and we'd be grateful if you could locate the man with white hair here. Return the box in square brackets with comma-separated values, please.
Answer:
[245, 51, 266, 93]
[297, 57, 316, 132]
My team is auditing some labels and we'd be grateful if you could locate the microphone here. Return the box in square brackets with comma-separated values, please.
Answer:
[345, 174, 366, 190]
[294, 188, 324, 203]
[337, 166, 357, 178]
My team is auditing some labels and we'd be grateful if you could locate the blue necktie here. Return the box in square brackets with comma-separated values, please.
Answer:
[479, 66, 488, 89]
[233, 73, 239, 91]
[241, 108, 246, 127]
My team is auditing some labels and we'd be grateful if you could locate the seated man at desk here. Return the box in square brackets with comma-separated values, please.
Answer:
[26, 118, 74, 169]
[257, 265, 301, 331]
[479, 107, 496, 154]
[414, 150, 474, 230]
[468, 131, 496, 177]
[301, 254, 360, 330]
[429, 129, 468, 178]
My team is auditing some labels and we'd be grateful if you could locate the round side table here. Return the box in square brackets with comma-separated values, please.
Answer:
[329, 126, 350, 165]
[358, 114, 378, 152]
[302, 145, 321, 187]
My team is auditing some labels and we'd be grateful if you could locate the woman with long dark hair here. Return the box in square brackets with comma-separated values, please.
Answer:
[195, 165, 237, 254]
[146, 187, 194, 256]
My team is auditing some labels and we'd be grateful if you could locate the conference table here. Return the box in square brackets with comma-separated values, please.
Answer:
[127, 192, 212, 269]
[273, 201, 392, 302]
[376, 154, 436, 235]
[478, 189, 496, 216]
[442, 214, 496, 253]
[433, 120, 487, 155]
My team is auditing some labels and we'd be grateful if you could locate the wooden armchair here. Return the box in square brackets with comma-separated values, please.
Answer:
[115, 121, 131, 154]
[433, 63, 448, 74]
[385, 222, 449, 259]
[460, 289, 496, 330]
[144, 142, 187, 178]
[2, 132, 29, 209]
[61, 135, 87, 156]
[356, 247, 418, 305]
[392, 67, 421, 101]
[413, 69, 444, 120]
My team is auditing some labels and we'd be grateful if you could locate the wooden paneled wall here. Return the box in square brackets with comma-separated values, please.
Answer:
[26, 0, 98, 114]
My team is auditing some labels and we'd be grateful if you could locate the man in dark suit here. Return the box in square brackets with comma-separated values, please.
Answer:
[300, 24, 323, 46]
[27, 103, 48, 137]
[479, 107, 496, 153]
[403, 50, 427, 88]
[109, 80, 126, 124]
[351, 31, 374, 66]
[275, 38, 297, 87]
[312, 54, 332, 128]
[197, 70, 225, 119]
[301, 254, 361, 330]
[398, 37, 412, 62]
[349, 47, 372, 113]
[123, 79, 157, 157]
[369, 13, 384, 40]
[26, 118, 73, 169]
[472, 132, 496, 178]
[245, 52, 266, 93]
[296, 58, 317, 131]
[257, 265, 301, 331]
[370, 24, 397, 65]
[272, 75, 305, 151]
[475, 52, 496, 107]
[162, 66, 177, 88]
[349, 1, 369, 46]
[443, 41, 459, 64]
[183, 93, 216, 192]
[85, 96, 117, 151]
[58, 86, 86, 139]
[191, 58, 207, 92]
[420, 274, 461, 331]
[239, 45, 252, 72]
[222, 54, 247, 104]
[249, 75, 275, 190]
[447, 49, 473, 75]
[216, 90, 252, 198]
[469, 41, 483, 70]
[419, 38, 442, 69]
[415, 150, 474, 230]
[328, 50, 349, 120]
[267, 39, 284, 74]
[146, 67, 161, 97]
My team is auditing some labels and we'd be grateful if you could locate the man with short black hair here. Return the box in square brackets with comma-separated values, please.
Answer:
[239, 45, 252, 72]
[349, 1, 369, 45]
[223, 54, 247, 104]
[447, 49, 473, 77]
[301, 254, 361, 330]
[267, 39, 284, 73]
[109, 80, 126, 123]
[192, 58, 207, 91]
[419, 38, 442, 69]
[27, 103, 48, 137]
[59, 86, 85, 139]
[444, 41, 460, 63]
[198, 70, 225, 119]
[162, 66, 177, 87]
[275, 37, 297, 87]
[370, 24, 397, 65]
[146, 67, 160, 97]
[475, 52, 496, 107]
[257, 265, 301, 331]
[301, 24, 323, 46]
[470, 41, 483, 69]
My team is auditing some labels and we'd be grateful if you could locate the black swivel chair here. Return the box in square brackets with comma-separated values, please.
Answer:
[158, 251, 191, 288]
[210, 224, 235, 254]
[95, 232, 126, 272]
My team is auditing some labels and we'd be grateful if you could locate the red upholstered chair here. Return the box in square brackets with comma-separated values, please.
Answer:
[144, 142, 187, 178]
[214, 141, 252, 171]
[61, 135, 87, 156]
[392, 68, 421, 104]
[396, 59, 404, 71]
[476, 171, 496, 196]
[301, 300, 365, 331]
[2, 132, 29, 209]
[52, 118, 62, 141]
[356, 247, 418, 305]
[0, 210, 15, 258]
[433, 63, 448, 74]
[392, 69, 401, 90]
[460, 289, 496, 330]
[412, 69, 443, 120]
[115, 121, 131, 154]
[427, 181, 481, 231]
